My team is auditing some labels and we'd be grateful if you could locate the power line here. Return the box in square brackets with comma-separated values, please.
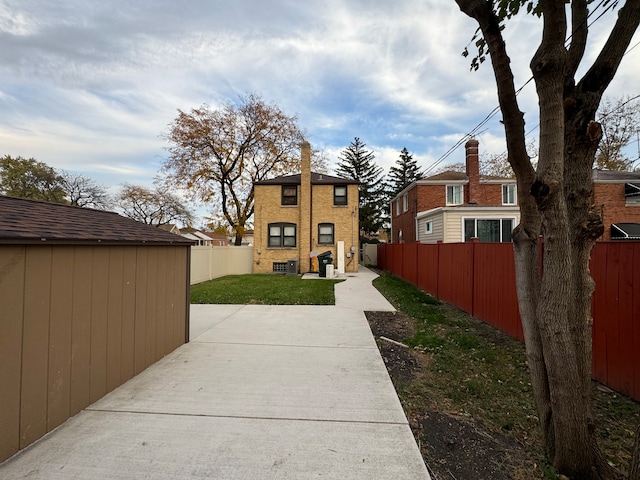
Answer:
[423, 1, 637, 174]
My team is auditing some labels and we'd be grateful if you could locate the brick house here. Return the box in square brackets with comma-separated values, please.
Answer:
[390, 139, 519, 243]
[592, 169, 640, 240]
[253, 141, 359, 274]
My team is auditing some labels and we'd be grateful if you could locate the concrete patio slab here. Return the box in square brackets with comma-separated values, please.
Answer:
[89, 340, 406, 424]
[192, 304, 376, 348]
[1, 411, 427, 480]
[189, 304, 245, 340]
[0, 266, 429, 479]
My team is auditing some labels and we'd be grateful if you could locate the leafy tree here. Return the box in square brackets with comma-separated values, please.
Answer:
[0, 155, 67, 203]
[61, 172, 112, 210]
[205, 220, 231, 237]
[118, 183, 194, 226]
[335, 137, 386, 236]
[433, 162, 467, 174]
[163, 94, 304, 245]
[454, 0, 640, 478]
[595, 96, 640, 171]
[481, 140, 538, 178]
[387, 147, 424, 195]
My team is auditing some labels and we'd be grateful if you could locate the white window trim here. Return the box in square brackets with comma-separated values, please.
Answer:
[425, 220, 433, 235]
[402, 193, 408, 212]
[502, 184, 517, 205]
[461, 217, 517, 243]
[446, 185, 463, 206]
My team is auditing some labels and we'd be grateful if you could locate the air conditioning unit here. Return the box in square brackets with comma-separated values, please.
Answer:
[286, 259, 298, 275]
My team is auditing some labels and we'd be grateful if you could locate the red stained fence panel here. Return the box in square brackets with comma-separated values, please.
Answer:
[378, 241, 640, 401]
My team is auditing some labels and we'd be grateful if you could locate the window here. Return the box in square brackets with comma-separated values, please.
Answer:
[272, 262, 288, 272]
[446, 185, 463, 205]
[281, 185, 297, 205]
[464, 218, 514, 243]
[318, 223, 334, 244]
[502, 184, 516, 205]
[395, 199, 401, 216]
[268, 223, 296, 247]
[425, 221, 433, 234]
[403, 193, 408, 212]
[334, 185, 347, 205]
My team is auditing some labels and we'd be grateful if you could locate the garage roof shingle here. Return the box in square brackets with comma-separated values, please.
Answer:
[0, 196, 194, 246]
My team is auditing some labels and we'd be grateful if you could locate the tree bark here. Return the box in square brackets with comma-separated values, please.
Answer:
[453, 0, 640, 478]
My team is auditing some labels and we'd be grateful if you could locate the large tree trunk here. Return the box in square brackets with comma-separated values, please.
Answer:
[529, 8, 596, 474]
[453, 0, 640, 477]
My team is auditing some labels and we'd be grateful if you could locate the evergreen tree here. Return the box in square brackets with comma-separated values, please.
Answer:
[387, 147, 424, 196]
[335, 137, 386, 236]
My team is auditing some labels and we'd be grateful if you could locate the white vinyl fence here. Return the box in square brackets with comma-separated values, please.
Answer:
[190, 246, 253, 285]
[362, 243, 378, 267]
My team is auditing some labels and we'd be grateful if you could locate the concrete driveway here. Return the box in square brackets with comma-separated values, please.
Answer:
[0, 267, 430, 479]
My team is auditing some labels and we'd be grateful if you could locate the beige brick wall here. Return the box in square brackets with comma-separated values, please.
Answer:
[253, 185, 300, 273]
[311, 184, 359, 273]
[253, 182, 359, 274]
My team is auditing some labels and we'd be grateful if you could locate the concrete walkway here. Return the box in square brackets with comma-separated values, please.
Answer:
[0, 266, 430, 479]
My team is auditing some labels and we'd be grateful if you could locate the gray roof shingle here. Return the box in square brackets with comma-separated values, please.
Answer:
[0, 196, 194, 245]
[254, 172, 359, 185]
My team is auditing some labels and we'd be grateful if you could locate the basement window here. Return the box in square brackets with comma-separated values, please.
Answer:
[272, 262, 288, 273]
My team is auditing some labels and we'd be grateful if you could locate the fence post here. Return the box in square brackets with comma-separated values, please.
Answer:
[436, 241, 442, 299]
[471, 238, 478, 317]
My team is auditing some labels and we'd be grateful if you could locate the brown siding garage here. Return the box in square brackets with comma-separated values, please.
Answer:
[0, 196, 193, 462]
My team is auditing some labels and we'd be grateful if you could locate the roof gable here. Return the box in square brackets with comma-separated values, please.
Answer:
[0, 196, 194, 245]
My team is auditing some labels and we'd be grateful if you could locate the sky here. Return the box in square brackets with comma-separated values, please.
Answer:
[1, 1, 638, 224]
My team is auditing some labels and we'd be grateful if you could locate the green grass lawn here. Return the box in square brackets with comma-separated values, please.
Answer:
[371, 270, 640, 477]
[190, 274, 344, 305]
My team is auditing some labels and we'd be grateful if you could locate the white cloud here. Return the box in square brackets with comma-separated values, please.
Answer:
[0, 0, 637, 206]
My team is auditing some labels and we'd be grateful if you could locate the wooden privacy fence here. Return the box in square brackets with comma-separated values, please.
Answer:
[377, 241, 640, 401]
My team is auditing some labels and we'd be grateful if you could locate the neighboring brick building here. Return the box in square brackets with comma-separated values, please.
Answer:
[390, 139, 519, 243]
[253, 141, 360, 274]
[593, 169, 640, 240]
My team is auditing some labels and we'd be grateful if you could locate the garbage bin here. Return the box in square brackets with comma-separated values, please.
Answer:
[318, 250, 333, 278]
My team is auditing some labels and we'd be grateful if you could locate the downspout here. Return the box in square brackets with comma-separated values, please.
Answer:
[310, 180, 313, 263]
[185, 245, 191, 344]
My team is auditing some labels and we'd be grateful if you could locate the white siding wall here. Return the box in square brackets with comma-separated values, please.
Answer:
[416, 214, 444, 243]
[444, 209, 521, 242]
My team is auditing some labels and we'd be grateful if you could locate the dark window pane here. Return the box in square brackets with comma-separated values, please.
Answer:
[282, 185, 297, 205]
[318, 223, 334, 244]
[501, 219, 513, 242]
[464, 219, 475, 242]
[334, 185, 347, 205]
[268, 223, 296, 247]
[477, 219, 500, 242]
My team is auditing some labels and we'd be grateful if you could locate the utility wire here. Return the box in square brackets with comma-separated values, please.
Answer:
[423, 1, 637, 174]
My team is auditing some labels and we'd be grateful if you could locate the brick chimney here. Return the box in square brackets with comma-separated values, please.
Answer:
[299, 141, 312, 273]
[465, 139, 480, 204]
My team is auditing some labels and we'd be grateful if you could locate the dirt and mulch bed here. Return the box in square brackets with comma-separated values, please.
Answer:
[365, 307, 640, 480]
